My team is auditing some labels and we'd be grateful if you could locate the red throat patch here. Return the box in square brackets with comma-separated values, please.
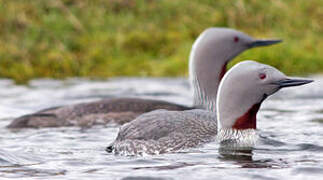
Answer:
[232, 103, 261, 130]
[219, 62, 228, 83]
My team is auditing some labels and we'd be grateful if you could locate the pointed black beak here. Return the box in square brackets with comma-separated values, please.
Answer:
[273, 78, 313, 88]
[248, 39, 282, 48]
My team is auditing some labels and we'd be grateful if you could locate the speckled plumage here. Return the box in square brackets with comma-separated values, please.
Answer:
[108, 109, 217, 155]
[108, 61, 312, 156]
[7, 98, 191, 128]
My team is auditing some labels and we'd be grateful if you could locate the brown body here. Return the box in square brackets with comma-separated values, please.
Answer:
[7, 98, 192, 128]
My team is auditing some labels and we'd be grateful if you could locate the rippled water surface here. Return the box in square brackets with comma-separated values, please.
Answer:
[1, 77, 323, 180]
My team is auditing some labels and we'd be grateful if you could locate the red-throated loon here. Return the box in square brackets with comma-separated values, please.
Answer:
[107, 61, 312, 155]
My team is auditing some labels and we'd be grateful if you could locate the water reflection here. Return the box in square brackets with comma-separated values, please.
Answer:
[219, 148, 253, 162]
[133, 162, 197, 171]
[218, 144, 290, 169]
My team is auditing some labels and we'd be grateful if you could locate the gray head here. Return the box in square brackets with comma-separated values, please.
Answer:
[189, 27, 282, 111]
[216, 60, 313, 131]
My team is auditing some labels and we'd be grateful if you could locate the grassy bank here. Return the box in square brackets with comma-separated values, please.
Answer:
[0, 0, 322, 83]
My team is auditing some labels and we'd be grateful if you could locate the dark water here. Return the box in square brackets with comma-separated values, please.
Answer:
[0, 77, 323, 180]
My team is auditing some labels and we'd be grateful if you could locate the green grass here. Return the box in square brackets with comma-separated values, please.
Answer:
[0, 0, 322, 83]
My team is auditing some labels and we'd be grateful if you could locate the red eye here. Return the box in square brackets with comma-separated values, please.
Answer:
[234, 36, 239, 42]
[259, 73, 266, 80]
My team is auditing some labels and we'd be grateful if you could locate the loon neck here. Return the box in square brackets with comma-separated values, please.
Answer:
[216, 96, 264, 147]
[232, 102, 261, 130]
[190, 58, 227, 112]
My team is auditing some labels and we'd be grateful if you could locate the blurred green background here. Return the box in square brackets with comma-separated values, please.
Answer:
[0, 0, 322, 83]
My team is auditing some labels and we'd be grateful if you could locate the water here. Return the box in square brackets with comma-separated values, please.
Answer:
[0, 76, 323, 180]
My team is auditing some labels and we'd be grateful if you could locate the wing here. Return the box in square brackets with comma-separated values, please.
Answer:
[109, 109, 218, 155]
[115, 109, 217, 141]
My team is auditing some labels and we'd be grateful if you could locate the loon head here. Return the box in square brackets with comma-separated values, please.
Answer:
[216, 60, 313, 147]
[189, 28, 282, 110]
[190, 27, 282, 81]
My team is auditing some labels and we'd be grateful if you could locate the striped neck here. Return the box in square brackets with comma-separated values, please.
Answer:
[217, 128, 258, 149]
[190, 62, 227, 112]
[191, 75, 217, 112]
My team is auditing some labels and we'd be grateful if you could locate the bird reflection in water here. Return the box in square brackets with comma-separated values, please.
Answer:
[218, 141, 289, 169]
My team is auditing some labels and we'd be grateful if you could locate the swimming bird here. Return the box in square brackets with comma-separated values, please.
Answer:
[107, 61, 312, 155]
[7, 28, 281, 128]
